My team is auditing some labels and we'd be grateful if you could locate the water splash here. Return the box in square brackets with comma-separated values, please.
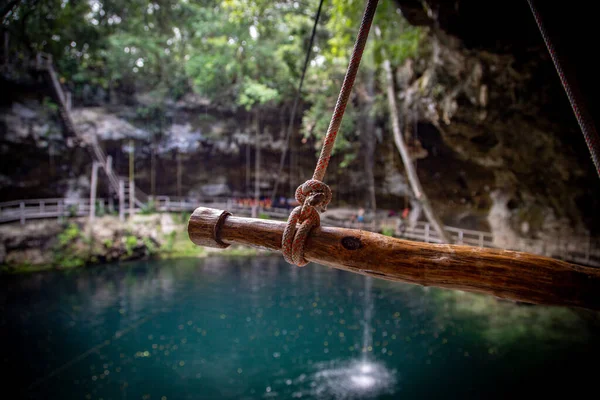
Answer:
[361, 276, 374, 361]
[291, 359, 397, 399]
[285, 276, 397, 399]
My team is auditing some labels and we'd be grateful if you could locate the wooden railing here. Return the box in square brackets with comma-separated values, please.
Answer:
[1, 196, 598, 267]
[0, 198, 111, 224]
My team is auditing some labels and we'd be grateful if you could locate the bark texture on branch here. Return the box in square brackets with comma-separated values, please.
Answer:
[188, 207, 600, 310]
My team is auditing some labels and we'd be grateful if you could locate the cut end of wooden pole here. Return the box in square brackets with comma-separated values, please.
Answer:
[188, 207, 231, 248]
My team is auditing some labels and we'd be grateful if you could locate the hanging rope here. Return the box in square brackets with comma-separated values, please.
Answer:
[527, 0, 600, 179]
[282, 0, 379, 266]
[271, 0, 325, 204]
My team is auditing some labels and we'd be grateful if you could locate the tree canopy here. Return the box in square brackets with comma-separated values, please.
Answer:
[3, 0, 422, 148]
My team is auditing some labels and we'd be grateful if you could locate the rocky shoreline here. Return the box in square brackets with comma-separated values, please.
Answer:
[0, 213, 260, 274]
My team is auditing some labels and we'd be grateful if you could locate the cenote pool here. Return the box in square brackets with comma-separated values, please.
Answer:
[2, 257, 599, 399]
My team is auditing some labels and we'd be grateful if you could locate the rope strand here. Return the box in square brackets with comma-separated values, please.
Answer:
[271, 0, 325, 203]
[312, 0, 379, 182]
[527, 0, 600, 178]
[282, 0, 379, 266]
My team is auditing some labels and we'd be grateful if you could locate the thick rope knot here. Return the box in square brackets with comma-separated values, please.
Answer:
[295, 179, 332, 212]
[282, 180, 331, 267]
[280, 0, 379, 267]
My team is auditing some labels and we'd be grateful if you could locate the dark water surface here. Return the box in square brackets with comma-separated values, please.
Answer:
[2, 257, 599, 399]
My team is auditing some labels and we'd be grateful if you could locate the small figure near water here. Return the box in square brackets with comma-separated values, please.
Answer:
[357, 207, 365, 224]
[396, 207, 410, 235]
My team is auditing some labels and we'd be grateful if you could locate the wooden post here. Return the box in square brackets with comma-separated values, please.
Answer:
[106, 155, 112, 176]
[57, 200, 63, 220]
[151, 143, 156, 196]
[105, 155, 114, 213]
[253, 112, 260, 219]
[119, 179, 125, 222]
[20, 202, 25, 225]
[129, 139, 135, 219]
[65, 91, 72, 111]
[177, 151, 182, 198]
[129, 179, 135, 219]
[246, 142, 251, 197]
[89, 162, 99, 224]
[188, 207, 600, 310]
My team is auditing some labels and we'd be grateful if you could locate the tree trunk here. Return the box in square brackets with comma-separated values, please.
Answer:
[382, 57, 451, 243]
[150, 142, 156, 196]
[176, 150, 182, 197]
[362, 73, 377, 218]
[129, 138, 135, 189]
[253, 111, 261, 218]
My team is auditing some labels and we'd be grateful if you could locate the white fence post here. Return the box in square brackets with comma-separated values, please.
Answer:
[90, 162, 99, 225]
[39, 200, 44, 215]
[458, 230, 464, 245]
[424, 223, 430, 243]
[20, 202, 25, 225]
[129, 180, 135, 218]
[65, 91, 72, 111]
[119, 180, 125, 222]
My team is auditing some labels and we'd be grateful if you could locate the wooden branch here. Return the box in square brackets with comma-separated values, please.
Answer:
[188, 207, 600, 310]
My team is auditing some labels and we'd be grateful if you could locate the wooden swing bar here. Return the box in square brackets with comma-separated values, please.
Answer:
[188, 207, 600, 311]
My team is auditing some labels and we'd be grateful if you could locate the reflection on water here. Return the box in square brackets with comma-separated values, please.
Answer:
[1, 257, 599, 399]
[304, 359, 396, 399]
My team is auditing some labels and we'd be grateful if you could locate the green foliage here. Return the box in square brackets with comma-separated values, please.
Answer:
[143, 237, 158, 255]
[177, 212, 191, 225]
[238, 80, 280, 110]
[95, 201, 106, 217]
[5, 0, 423, 174]
[53, 223, 85, 268]
[162, 231, 177, 253]
[42, 97, 59, 113]
[160, 230, 206, 258]
[258, 212, 270, 219]
[66, 204, 79, 218]
[381, 227, 395, 237]
[124, 235, 138, 256]
[58, 223, 81, 246]
[139, 200, 157, 215]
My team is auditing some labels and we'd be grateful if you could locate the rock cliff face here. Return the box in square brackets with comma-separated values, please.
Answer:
[1, 0, 598, 247]
[394, 0, 600, 244]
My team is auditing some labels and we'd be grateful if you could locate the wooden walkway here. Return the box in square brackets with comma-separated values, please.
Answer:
[30, 53, 148, 208]
[1, 196, 598, 267]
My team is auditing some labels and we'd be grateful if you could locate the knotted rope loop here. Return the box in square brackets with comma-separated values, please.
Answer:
[295, 179, 332, 212]
[282, 180, 331, 266]
[282, 203, 321, 266]
[281, 0, 379, 267]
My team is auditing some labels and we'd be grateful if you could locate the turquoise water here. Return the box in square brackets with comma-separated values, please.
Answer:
[2, 257, 599, 399]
